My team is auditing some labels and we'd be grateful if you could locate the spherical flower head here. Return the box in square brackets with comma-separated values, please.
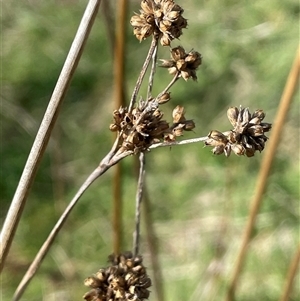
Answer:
[205, 106, 272, 157]
[130, 0, 187, 46]
[160, 46, 202, 81]
[109, 98, 195, 152]
[83, 252, 151, 301]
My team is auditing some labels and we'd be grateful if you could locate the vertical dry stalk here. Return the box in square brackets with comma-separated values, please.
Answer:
[0, 0, 102, 273]
[225, 46, 300, 301]
[133, 153, 146, 257]
[143, 191, 165, 301]
[101, 0, 115, 52]
[112, 0, 128, 256]
[279, 245, 300, 301]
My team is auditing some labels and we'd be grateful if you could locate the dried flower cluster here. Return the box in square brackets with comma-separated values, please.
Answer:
[160, 46, 202, 81]
[130, 0, 187, 46]
[110, 97, 195, 153]
[83, 252, 151, 301]
[205, 106, 272, 157]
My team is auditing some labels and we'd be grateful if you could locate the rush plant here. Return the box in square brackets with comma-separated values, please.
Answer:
[2, 1, 279, 301]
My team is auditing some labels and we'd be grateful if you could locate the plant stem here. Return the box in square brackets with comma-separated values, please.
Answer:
[101, 0, 115, 52]
[147, 43, 158, 100]
[156, 71, 180, 98]
[112, 0, 128, 256]
[133, 152, 146, 256]
[0, 0, 102, 273]
[224, 46, 300, 301]
[13, 140, 132, 301]
[149, 135, 208, 149]
[143, 190, 165, 301]
[279, 245, 300, 301]
[128, 36, 158, 112]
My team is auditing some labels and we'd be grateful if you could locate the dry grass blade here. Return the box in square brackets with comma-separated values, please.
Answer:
[0, 0, 102, 273]
[279, 245, 300, 301]
[225, 46, 300, 301]
[112, 0, 128, 256]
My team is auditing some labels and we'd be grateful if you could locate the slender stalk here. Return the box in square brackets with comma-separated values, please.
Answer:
[149, 135, 208, 149]
[156, 71, 180, 98]
[13, 139, 132, 301]
[147, 43, 158, 100]
[143, 190, 165, 301]
[112, 0, 128, 256]
[224, 46, 300, 301]
[133, 152, 146, 256]
[279, 245, 300, 301]
[101, 0, 115, 52]
[0, 0, 102, 273]
[128, 36, 158, 112]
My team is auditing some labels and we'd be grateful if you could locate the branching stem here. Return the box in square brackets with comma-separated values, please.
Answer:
[129, 36, 159, 112]
[150, 135, 208, 149]
[13, 141, 132, 301]
[147, 43, 158, 100]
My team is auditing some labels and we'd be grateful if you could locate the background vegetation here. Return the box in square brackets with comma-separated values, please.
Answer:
[1, 0, 299, 300]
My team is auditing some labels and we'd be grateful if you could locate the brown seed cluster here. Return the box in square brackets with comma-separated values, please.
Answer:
[110, 97, 195, 153]
[160, 46, 202, 81]
[205, 106, 272, 157]
[83, 252, 151, 301]
[168, 105, 195, 140]
[130, 0, 187, 46]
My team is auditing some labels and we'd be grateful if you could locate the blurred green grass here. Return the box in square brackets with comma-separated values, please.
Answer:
[1, 0, 299, 300]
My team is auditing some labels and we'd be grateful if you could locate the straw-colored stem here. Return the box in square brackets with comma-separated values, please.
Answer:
[112, 0, 128, 256]
[279, 245, 300, 301]
[0, 0, 102, 273]
[128, 36, 158, 112]
[101, 0, 115, 52]
[149, 135, 208, 149]
[133, 152, 146, 257]
[13, 141, 132, 301]
[147, 44, 158, 99]
[157, 72, 180, 99]
[225, 46, 300, 301]
[143, 190, 165, 301]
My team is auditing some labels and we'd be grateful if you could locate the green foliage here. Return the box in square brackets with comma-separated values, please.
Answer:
[1, 0, 299, 300]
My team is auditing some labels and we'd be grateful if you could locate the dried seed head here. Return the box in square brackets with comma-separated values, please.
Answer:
[183, 120, 195, 131]
[83, 252, 151, 301]
[130, 0, 187, 45]
[110, 98, 195, 154]
[157, 92, 171, 104]
[109, 99, 168, 153]
[227, 107, 239, 127]
[205, 106, 272, 157]
[160, 46, 202, 81]
[172, 105, 186, 123]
